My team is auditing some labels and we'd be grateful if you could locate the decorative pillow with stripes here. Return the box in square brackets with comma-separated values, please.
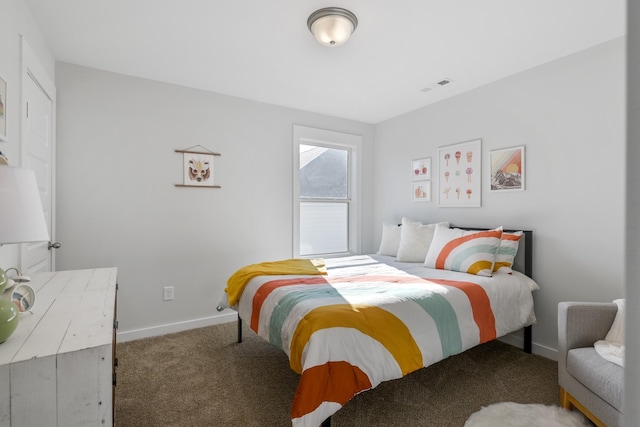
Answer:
[424, 226, 503, 276]
[493, 231, 523, 273]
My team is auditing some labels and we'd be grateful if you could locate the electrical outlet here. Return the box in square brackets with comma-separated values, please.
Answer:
[163, 286, 174, 301]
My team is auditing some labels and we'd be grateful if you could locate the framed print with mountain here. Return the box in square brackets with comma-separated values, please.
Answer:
[490, 145, 525, 192]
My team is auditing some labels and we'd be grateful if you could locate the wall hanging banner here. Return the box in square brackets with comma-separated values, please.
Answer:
[175, 145, 221, 188]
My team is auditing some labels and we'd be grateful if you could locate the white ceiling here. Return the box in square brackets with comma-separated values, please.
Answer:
[24, 0, 626, 124]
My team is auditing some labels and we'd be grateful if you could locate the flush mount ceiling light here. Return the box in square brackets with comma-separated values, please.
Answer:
[307, 7, 358, 47]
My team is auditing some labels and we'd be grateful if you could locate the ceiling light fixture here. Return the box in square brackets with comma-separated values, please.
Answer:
[307, 7, 358, 47]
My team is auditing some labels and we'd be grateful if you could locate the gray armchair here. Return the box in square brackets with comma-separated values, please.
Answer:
[558, 302, 623, 427]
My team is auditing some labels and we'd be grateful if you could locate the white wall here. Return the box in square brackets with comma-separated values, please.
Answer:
[373, 38, 626, 355]
[626, 2, 640, 422]
[54, 63, 374, 339]
[8, 0, 626, 358]
[0, 0, 54, 272]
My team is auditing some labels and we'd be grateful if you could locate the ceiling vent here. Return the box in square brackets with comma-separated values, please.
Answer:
[420, 78, 454, 94]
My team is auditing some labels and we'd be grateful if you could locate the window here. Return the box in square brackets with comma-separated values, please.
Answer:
[293, 125, 361, 257]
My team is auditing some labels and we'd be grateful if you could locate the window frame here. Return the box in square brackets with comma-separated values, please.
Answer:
[293, 125, 361, 258]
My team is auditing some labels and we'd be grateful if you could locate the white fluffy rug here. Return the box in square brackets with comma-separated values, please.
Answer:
[465, 402, 590, 427]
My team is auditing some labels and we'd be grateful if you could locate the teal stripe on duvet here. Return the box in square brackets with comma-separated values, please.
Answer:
[267, 282, 463, 358]
[409, 293, 462, 358]
[362, 286, 463, 358]
[269, 286, 343, 349]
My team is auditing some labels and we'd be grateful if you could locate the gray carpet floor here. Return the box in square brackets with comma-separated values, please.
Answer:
[115, 321, 559, 426]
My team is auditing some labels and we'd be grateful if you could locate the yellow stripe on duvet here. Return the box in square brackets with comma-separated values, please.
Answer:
[289, 304, 423, 376]
[225, 258, 327, 306]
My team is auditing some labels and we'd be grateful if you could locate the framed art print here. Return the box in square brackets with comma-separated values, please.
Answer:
[182, 153, 215, 186]
[438, 139, 481, 207]
[174, 146, 221, 188]
[411, 180, 431, 202]
[411, 157, 431, 180]
[490, 145, 525, 191]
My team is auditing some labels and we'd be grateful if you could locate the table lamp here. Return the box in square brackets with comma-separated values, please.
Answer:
[0, 165, 50, 343]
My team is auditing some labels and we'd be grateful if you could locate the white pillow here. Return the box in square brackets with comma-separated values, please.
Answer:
[377, 222, 402, 256]
[396, 218, 449, 262]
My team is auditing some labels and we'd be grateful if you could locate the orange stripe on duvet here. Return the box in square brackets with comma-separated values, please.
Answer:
[428, 278, 496, 343]
[291, 361, 372, 419]
[289, 304, 423, 375]
[250, 276, 329, 332]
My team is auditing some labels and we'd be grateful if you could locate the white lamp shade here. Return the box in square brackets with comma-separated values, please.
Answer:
[311, 15, 355, 47]
[0, 165, 50, 244]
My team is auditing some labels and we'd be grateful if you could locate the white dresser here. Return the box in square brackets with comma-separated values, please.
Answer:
[0, 268, 118, 426]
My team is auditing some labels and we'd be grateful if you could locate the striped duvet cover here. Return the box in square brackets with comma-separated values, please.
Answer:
[233, 254, 537, 427]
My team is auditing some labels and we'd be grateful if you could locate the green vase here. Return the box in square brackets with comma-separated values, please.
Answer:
[0, 269, 19, 343]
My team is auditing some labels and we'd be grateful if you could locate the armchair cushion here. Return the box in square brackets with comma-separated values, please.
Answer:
[567, 347, 624, 411]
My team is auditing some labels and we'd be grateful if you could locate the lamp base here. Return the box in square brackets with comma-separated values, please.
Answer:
[0, 298, 19, 343]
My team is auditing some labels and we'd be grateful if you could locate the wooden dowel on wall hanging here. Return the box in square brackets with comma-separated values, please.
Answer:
[174, 149, 221, 156]
[174, 184, 221, 188]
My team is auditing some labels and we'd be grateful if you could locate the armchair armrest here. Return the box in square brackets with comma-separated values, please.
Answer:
[558, 302, 618, 352]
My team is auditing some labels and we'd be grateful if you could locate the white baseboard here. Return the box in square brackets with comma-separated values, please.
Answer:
[499, 332, 558, 361]
[531, 342, 558, 361]
[117, 310, 238, 342]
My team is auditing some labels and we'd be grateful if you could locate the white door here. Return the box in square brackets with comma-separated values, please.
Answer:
[20, 39, 57, 275]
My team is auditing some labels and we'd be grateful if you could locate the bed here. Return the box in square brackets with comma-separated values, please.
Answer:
[217, 223, 538, 427]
